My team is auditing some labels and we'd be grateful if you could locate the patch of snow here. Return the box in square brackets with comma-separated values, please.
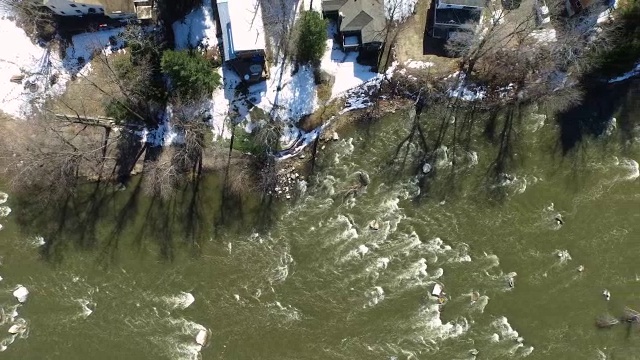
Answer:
[321, 22, 380, 99]
[64, 28, 125, 72]
[446, 72, 486, 101]
[276, 125, 325, 160]
[531, 28, 556, 43]
[386, 0, 418, 21]
[0, 8, 124, 118]
[405, 59, 434, 69]
[250, 61, 318, 122]
[302, 0, 323, 12]
[492, 9, 505, 24]
[609, 62, 640, 83]
[172, 0, 218, 50]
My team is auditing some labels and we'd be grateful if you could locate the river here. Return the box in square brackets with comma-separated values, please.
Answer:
[0, 79, 638, 359]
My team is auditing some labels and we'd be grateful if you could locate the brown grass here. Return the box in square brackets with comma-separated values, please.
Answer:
[394, 0, 459, 77]
[51, 53, 127, 117]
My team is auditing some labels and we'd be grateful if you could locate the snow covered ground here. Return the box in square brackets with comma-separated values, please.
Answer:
[609, 62, 640, 83]
[386, 0, 418, 21]
[530, 28, 557, 43]
[445, 72, 486, 101]
[321, 22, 381, 99]
[0, 9, 124, 118]
[250, 61, 319, 122]
[172, 0, 218, 50]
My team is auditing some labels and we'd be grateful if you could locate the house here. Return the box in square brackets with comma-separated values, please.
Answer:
[432, 0, 484, 39]
[321, 0, 386, 52]
[216, 0, 268, 83]
[37, 0, 153, 20]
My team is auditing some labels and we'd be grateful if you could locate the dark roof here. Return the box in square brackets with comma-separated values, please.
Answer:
[434, 7, 481, 26]
[438, 0, 486, 8]
[337, 0, 386, 44]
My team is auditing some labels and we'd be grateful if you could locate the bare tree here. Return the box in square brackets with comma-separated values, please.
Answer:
[0, 111, 119, 202]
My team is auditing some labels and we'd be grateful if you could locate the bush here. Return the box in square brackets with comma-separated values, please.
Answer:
[161, 50, 220, 100]
[295, 10, 327, 65]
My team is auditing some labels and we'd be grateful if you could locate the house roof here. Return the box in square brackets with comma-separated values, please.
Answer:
[322, 0, 348, 12]
[434, 7, 481, 25]
[217, 0, 266, 61]
[438, 0, 486, 8]
[337, 0, 386, 44]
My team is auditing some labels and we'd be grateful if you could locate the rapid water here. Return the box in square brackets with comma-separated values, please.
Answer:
[0, 81, 638, 359]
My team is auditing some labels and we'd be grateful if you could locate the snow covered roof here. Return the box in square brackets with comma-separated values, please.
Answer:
[216, 0, 266, 61]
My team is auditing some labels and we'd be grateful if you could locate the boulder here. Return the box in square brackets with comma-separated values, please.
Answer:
[195, 329, 209, 346]
[332, 131, 339, 141]
[358, 172, 370, 186]
[422, 163, 432, 174]
[10, 74, 24, 84]
[13, 285, 28, 303]
[368, 220, 379, 231]
[431, 283, 443, 297]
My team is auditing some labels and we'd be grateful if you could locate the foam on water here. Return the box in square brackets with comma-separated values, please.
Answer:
[619, 158, 639, 180]
[270, 250, 294, 283]
[554, 249, 572, 264]
[377, 257, 390, 269]
[28, 236, 46, 247]
[0, 206, 10, 218]
[489, 316, 533, 357]
[159, 317, 208, 360]
[414, 303, 469, 342]
[162, 292, 195, 310]
[267, 301, 302, 322]
[76, 298, 95, 318]
[364, 286, 385, 307]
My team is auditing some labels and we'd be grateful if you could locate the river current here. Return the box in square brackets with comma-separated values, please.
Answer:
[0, 81, 639, 359]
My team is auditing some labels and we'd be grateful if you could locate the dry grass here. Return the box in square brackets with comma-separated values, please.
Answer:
[298, 100, 341, 132]
[51, 53, 127, 117]
[394, 0, 459, 77]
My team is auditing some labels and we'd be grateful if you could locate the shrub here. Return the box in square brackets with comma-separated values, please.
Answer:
[161, 50, 220, 100]
[295, 10, 327, 65]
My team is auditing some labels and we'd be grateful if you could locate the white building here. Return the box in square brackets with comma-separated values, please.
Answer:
[216, 0, 268, 82]
[38, 0, 153, 20]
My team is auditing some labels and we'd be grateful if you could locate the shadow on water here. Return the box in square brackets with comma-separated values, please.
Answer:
[12, 167, 275, 264]
[557, 79, 638, 154]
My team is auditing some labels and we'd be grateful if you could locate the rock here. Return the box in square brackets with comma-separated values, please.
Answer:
[8, 323, 25, 334]
[577, 265, 584, 272]
[130, 163, 144, 176]
[10, 74, 24, 84]
[368, 220, 379, 230]
[469, 349, 479, 356]
[332, 131, 340, 141]
[431, 283, 443, 297]
[195, 329, 209, 346]
[422, 163, 432, 174]
[285, 194, 291, 199]
[13, 285, 28, 303]
[27, 82, 38, 93]
[299, 154, 305, 159]
[358, 172, 370, 186]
